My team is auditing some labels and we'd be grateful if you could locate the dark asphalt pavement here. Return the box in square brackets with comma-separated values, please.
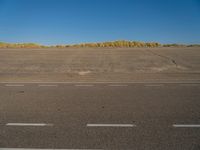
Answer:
[0, 82, 200, 150]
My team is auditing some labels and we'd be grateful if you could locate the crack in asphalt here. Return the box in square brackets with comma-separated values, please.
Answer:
[145, 49, 178, 68]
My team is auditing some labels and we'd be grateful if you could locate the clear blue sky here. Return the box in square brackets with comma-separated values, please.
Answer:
[0, 0, 199, 45]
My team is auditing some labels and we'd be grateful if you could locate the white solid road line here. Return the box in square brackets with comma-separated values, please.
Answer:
[6, 123, 53, 127]
[5, 84, 24, 87]
[87, 124, 136, 127]
[0, 148, 103, 150]
[173, 124, 200, 128]
[38, 84, 58, 87]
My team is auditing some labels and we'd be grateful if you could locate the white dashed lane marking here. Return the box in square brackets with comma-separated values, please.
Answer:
[179, 84, 200, 87]
[87, 124, 136, 127]
[108, 84, 128, 87]
[75, 84, 94, 87]
[38, 84, 58, 87]
[6, 123, 53, 127]
[173, 124, 200, 128]
[5, 84, 24, 87]
[145, 84, 164, 87]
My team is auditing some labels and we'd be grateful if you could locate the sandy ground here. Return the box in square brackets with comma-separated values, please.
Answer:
[0, 47, 199, 82]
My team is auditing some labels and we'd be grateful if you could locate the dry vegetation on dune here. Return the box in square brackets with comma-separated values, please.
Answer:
[0, 42, 46, 48]
[0, 41, 161, 48]
[163, 44, 200, 47]
[64, 41, 161, 48]
[0, 41, 199, 48]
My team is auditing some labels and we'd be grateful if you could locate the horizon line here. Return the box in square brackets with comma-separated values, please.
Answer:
[1, 40, 200, 46]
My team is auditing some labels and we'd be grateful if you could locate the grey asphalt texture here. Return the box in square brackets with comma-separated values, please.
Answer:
[0, 83, 200, 150]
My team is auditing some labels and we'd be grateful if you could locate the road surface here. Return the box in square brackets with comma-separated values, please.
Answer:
[0, 82, 200, 150]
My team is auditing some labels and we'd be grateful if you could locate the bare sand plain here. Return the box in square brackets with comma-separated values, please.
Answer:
[0, 47, 199, 82]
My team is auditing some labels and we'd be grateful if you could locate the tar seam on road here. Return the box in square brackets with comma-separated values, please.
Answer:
[6, 123, 53, 127]
[173, 124, 200, 128]
[87, 124, 136, 127]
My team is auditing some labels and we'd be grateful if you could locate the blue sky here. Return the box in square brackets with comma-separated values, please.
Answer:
[0, 0, 199, 45]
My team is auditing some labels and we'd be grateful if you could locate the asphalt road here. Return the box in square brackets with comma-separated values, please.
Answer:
[0, 82, 200, 150]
